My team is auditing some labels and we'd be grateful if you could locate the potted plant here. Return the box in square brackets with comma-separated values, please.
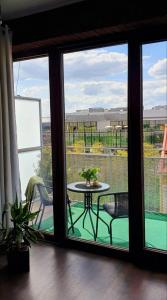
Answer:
[0, 195, 42, 272]
[79, 167, 100, 186]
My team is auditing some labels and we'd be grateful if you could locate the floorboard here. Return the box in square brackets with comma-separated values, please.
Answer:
[0, 243, 166, 300]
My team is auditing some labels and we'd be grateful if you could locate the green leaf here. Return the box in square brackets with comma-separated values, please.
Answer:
[1, 194, 43, 250]
[28, 211, 40, 221]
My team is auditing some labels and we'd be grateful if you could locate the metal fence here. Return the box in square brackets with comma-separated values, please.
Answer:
[43, 128, 164, 149]
[65, 130, 128, 148]
[65, 129, 164, 148]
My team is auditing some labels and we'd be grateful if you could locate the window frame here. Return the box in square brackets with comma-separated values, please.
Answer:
[13, 30, 167, 268]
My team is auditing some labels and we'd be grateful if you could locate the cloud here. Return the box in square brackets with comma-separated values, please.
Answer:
[13, 50, 127, 84]
[82, 81, 126, 97]
[64, 80, 127, 112]
[13, 49, 128, 115]
[148, 58, 167, 78]
[13, 50, 166, 115]
[16, 77, 166, 115]
[13, 57, 49, 81]
[64, 77, 167, 112]
[143, 55, 151, 60]
[64, 49, 127, 81]
[143, 79, 166, 108]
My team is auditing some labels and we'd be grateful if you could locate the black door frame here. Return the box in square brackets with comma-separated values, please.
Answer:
[13, 28, 167, 267]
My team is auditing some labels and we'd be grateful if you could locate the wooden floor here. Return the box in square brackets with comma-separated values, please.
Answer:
[0, 244, 166, 300]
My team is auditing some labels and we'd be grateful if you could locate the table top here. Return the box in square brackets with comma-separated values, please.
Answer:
[67, 181, 110, 194]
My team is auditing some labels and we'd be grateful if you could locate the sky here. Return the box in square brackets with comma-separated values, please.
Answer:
[13, 41, 167, 117]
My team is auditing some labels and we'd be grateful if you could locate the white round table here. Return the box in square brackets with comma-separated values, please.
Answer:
[67, 181, 110, 239]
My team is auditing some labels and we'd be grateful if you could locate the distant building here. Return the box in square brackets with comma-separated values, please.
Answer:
[64, 106, 167, 131]
[89, 107, 105, 113]
[41, 105, 167, 133]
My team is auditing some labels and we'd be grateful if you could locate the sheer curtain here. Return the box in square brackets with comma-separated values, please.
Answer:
[0, 25, 21, 227]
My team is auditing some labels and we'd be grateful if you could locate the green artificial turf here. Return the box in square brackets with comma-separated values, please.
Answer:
[39, 202, 167, 251]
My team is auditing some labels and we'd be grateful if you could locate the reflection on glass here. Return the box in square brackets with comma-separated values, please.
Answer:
[143, 41, 167, 251]
[64, 45, 129, 248]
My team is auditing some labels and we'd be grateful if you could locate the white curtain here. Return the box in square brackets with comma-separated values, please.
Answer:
[0, 25, 21, 227]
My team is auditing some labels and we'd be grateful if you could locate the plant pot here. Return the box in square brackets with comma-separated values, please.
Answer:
[92, 180, 100, 187]
[7, 245, 30, 273]
[85, 179, 91, 187]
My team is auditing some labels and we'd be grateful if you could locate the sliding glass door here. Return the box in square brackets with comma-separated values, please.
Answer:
[142, 41, 167, 251]
[14, 57, 54, 234]
[12, 35, 166, 262]
[63, 44, 129, 249]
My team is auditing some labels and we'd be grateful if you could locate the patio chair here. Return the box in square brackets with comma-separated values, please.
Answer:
[95, 192, 128, 244]
[34, 183, 53, 229]
[35, 183, 74, 232]
[26, 179, 74, 232]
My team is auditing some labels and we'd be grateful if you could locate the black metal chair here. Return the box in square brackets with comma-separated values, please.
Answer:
[34, 183, 74, 232]
[95, 192, 128, 244]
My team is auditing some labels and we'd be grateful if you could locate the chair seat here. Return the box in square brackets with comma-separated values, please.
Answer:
[96, 192, 128, 244]
[103, 203, 128, 218]
[43, 194, 53, 206]
[103, 203, 115, 217]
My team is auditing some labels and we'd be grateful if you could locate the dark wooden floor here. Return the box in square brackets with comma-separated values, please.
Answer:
[0, 244, 166, 300]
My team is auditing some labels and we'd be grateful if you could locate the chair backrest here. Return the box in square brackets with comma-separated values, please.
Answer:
[25, 176, 45, 211]
[36, 183, 70, 206]
[114, 192, 128, 217]
[36, 183, 50, 205]
[66, 193, 70, 204]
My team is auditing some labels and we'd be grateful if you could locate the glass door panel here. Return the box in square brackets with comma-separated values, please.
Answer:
[142, 41, 167, 251]
[64, 44, 129, 249]
[14, 57, 54, 234]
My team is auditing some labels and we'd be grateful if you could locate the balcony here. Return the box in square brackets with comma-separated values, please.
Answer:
[15, 96, 167, 252]
[31, 149, 167, 251]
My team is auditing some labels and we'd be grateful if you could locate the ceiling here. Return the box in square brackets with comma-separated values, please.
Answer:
[1, 0, 84, 20]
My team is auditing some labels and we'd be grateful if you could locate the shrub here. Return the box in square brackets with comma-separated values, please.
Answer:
[144, 143, 160, 157]
[72, 140, 85, 153]
[116, 143, 160, 158]
[91, 142, 104, 153]
[116, 149, 128, 157]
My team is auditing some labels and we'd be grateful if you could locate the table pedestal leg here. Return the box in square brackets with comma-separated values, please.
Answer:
[83, 192, 96, 239]
[68, 208, 86, 232]
[68, 191, 109, 241]
[83, 209, 88, 228]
